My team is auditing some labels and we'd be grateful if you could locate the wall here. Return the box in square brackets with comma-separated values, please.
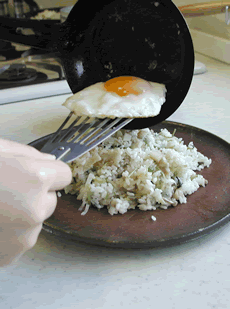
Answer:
[32, 0, 76, 9]
[173, 0, 230, 40]
[174, 0, 230, 63]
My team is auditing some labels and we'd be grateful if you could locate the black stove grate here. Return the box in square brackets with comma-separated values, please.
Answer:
[0, 63, 48, 89]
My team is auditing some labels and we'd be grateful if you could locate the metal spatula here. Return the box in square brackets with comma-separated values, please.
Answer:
[40, 112, 132, 163]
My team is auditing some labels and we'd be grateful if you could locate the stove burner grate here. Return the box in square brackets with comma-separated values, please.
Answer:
[0, 63, 48, 89]
[0, 41, 24, 61]
[0, 63, 38, 82]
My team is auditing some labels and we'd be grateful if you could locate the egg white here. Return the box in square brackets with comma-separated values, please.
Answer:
[63, 81, 166, 119]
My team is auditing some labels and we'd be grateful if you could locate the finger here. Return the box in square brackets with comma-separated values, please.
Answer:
[39, 191, 58, 221]
[0, 138, 55, 160]
[29, 191, 57, 224]
[34, 159, 72, 192]
[19, 224, 43, 250]
[45, 192, 58, 219]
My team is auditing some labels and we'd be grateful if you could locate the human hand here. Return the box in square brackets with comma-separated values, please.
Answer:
[0, 138, 72, 266]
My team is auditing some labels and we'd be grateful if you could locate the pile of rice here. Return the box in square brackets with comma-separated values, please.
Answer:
[64, 128, 212, 216]
[31, 10, 60, 20]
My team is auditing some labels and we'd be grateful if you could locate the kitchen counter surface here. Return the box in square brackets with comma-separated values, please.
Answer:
[0, 53, 230, 309]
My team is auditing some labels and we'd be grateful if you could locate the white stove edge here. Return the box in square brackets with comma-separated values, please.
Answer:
[0, 80, 72, 105]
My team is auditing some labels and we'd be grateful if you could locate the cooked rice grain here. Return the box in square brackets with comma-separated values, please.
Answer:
[64, 128, 212, 215]
[31, 10, 60, 20]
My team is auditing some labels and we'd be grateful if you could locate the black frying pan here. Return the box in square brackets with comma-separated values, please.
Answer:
[0, 0, 194, 130]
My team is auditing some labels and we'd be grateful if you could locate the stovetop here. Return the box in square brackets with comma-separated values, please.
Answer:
[0, 42, 66, 89]
[0, 42, 72, 103]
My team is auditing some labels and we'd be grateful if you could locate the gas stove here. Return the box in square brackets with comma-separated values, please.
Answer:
[0, 42, 71, 104]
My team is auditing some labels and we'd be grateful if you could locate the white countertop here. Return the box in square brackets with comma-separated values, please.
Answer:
[0, 53, 230, 309]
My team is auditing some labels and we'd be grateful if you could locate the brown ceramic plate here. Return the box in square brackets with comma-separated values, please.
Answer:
[29, 121, 230, 249]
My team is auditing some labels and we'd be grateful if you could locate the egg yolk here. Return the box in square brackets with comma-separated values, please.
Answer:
[104, 76, 145, 97]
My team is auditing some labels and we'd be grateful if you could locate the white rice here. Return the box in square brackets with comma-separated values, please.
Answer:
[31, 10, 60, 20]
[64, 128, 212, 216]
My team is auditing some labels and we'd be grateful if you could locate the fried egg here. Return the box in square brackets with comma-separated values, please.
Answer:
[63, 76, 166, 118]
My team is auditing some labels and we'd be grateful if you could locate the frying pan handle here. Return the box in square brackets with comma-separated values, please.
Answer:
[179, 1, 230, 17]
[0, 16, 60, 52]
